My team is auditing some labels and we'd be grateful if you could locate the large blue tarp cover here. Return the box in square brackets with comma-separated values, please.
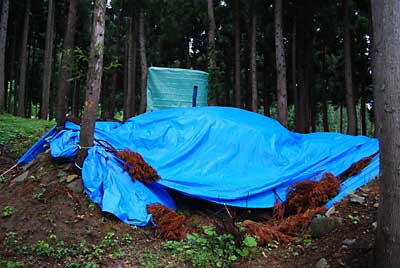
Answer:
[19, 107, 380, 226]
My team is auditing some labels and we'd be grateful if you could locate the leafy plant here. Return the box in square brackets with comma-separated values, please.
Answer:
[2, 206, 14, 217]
[164, 226, 258, 268]
[32, 240, 52, 257]
[347, 214, 361, 224]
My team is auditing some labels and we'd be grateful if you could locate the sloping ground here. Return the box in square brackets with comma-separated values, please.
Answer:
[0, 150, 378, 268]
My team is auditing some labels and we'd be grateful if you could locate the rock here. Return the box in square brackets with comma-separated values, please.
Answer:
[309, 216, 342, 238]
[325, 206, 335, 217]
[373, 202, 379, 208]
[342, 239, 356, 246]
[66, 174, 80, 183]
[67, 179, 84, 193]
[372, 222, 377, 230]
[316, 258, 329, 268]
[57, 170, 68, 178]
[11, 171, 29, 183]
[349, 194, 365, 205]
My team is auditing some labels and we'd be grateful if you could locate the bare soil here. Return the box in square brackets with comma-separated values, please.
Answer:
[0, 149, 378, 268]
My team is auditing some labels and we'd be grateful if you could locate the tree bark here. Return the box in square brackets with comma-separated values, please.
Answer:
[343, 0, 357, 135]
[124, 15, 137, 119]
[56, 0, 78, 128]
[274, 0, 288, 126]
[71, 79, 81, 117]
[40, 0, 55, 120]
[292, 14, 297, 122]
[250, 0, 257, 112]
[7, 22, 17, 114]
[76, 0, 106, 168]
[207, 0, 218, 104]
[138, 9, 147, 114]
[17, 0, 31, 117]
[371, 1, 400, 267]
[295, 0, 312, 133]
[234, 0, 241, 108]
[0, 0, 9, 112]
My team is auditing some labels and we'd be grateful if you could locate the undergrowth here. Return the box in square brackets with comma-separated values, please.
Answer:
[0, 114, 54, 157]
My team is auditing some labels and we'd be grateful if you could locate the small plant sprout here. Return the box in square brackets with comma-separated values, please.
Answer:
[2, 206, 14, 217]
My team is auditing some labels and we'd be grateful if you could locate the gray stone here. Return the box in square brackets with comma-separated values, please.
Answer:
[373, 202, 379, 208]
[372, 222, 377, 230]
[67, 179, 84, 193]
[309, 217, 342, 238]
[66, 174, 80, 183]
[57, 170, 68, 178]
[316, 258, 329, 268]
[11, 171, 29, 183]
[342, 239, 356, 246]
[349, 194, 365, 205]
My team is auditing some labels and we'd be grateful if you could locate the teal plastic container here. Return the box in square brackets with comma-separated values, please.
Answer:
[146, 67, 208, 112]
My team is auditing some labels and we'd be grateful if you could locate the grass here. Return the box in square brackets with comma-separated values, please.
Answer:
[0, 114, 55, 157]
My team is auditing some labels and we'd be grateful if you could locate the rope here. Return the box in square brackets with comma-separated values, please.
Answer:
[0, 163, 18, 178]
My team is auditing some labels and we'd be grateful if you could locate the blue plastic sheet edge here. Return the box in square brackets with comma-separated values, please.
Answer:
[17, 108, 380, 226]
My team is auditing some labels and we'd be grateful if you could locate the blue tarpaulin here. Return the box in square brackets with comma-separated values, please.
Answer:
[19, 107, 380, 226]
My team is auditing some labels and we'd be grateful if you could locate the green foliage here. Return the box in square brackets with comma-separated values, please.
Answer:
[32, 240, 52, 257]
[163, 226, 257, 268]
[2, 206, 14, 218]
[347, 214, 361, 224]
[0, 261, 24, 268]
[0, 114, 54, 157]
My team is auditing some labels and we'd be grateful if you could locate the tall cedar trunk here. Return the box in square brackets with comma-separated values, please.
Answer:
[40, 0, 55, 119]
[75, 0, 106, 168]
[250, 0, 257, 112]
[28, 34, 36, 118]
[321, 46, 329, 132]
[234, 0, 241, 108]
[138, 9, 147, 114]
[371, 1, 400, 267]
[274, 0, 288, 126]
[17, 0, 31, 117]
[292, 14, 297, 120]
[49, 47, 59, 120]
[360, 86, 366, 136]
[295, 0, 312, 133]
[0, 0, 9, 112]
[124, 15, 137, 119]
[56, 0, 77, 128]
[343, 0, 357, 135]
[340, 102, 343, 133]
[71, 79, 80, 117]
[109, 15, 121, 119]
[7, 24, 17, 114]
[264, 22, 271, 116]
[123, 33, 129, 120]
[207, 0, 217, 104]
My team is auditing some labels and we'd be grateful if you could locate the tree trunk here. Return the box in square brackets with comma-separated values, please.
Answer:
[371, 1, 400, 267]
[234, 0, 241, 108]
[207, 0, 218, 104]
[360, 86, 367, 136]
[40, 0, 55, 120]
[340, 102, 343, 133]
[343, 0, 357, 135]
[124, 15, 137, 119]
[56, 0, 77, 128]
[138, 9, 147, 114]
[274, 0, 288, 126]
[109, 14, 122, 119]
[295, 0, 312, 133]
[76, 0, 106, 168]
[0, 0, 9, 112]
[71, 79, 81, 117]
[17, 0, 31, 117]
[250, 0, 257, 112]
[292, 14, 297, 121]
[7, 23, 17, 114]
